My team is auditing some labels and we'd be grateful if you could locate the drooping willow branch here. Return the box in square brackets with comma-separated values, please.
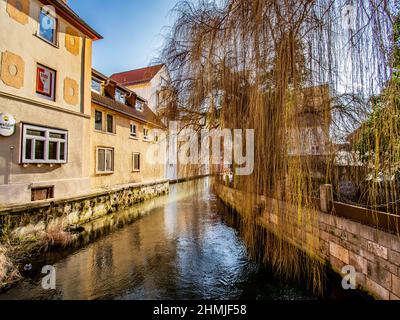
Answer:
[158, 0, 399, 294]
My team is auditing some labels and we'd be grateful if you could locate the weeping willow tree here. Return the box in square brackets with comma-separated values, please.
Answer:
[159, 0, 399, 294]
[354, 9, 400, 213]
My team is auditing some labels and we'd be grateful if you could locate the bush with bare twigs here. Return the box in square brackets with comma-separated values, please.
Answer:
[0, 245, 21, 289]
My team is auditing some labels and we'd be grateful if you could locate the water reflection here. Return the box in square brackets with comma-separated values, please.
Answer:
[1, 178, 315, 300]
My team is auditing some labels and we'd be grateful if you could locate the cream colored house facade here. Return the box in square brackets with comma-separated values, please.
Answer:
[90, 70, 166, 189]
[111, 65, 179, 180]
[111, 65, 213, 181]
[0, 0, 101, 205]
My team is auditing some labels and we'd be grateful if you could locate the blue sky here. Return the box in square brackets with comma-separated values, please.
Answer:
[69, 0, 178, 76]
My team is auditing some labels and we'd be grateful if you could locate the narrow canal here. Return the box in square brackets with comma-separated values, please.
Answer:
[0, 178, 356, 300]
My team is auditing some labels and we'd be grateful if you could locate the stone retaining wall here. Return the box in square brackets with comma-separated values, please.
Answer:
[0, 180, 169, 239]
[214, 183, 400, 300]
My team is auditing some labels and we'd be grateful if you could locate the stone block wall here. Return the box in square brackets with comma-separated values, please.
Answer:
[0, 180, 169, 240]
[214, 183, 400, 300]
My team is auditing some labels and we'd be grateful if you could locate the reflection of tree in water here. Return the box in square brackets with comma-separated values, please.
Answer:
[0, 178, 355, 300]
[94, 244, 113, 274]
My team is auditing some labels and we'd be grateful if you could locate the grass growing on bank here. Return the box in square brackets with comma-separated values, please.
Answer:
[41, 223, 75, 251]
[0, 244, 21, 290]
[0, 222, 77, 291]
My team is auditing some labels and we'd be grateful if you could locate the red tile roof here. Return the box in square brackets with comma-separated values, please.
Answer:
[111, 64, 164, 86]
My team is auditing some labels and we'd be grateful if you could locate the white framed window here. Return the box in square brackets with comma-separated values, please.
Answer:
[115, 89, 126, 104]
[94, 111, 115, 134]
[97, 147, 114, 174]
[37, 8, 58, 46]
[143, 128, 149, 141]
[132, 153, 141, 172]
[135, 100, 144, 112]
[91, 78, 102, 94]
[21, 124, 68, 164]
[36, 64, 56, 101]
[130, 122, 137, 138]
[106, 114, 114, 134]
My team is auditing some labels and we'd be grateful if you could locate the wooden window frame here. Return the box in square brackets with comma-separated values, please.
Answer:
[132, 152, 141, 172]
[91, 78, 102, 94]
[115, 89, 126, 104]
[31, 186, 54, 201]
[94, 110, 103, 131]
[143, 127, 150, 141]
[135, 100, 144, 112]
[130, 122, 137, 138]
[153, 130, 159, 142]
[37, 8, 58, 46]
[96, 147, 114, 174]
[106, 114, 115, 134]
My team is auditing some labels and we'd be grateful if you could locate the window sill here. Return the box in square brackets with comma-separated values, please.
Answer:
[132, 170, 141, 173]
[129, 136, 138, 140]
[96, 172, 114, 176]
[34, 33, 59, 49]
[36, 93, 56, 102]
[94, 130, 116, 136]
[21, 163, 65, 167]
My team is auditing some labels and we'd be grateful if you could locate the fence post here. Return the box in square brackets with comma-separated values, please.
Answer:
[320, 184, 333, 213]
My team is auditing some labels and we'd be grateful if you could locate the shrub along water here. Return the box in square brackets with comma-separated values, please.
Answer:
[0, 244, 20, 290]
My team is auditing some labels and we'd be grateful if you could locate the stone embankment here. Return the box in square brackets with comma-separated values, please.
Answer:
[214, 183, 400, 300]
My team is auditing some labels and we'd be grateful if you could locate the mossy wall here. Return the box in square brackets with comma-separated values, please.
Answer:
[0, 180, 169, 241]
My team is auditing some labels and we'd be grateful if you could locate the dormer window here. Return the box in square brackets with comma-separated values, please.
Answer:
[115, 89, 126, 104]
[38, 8, 58, 46]
[135, 100, 144, 112]
[91, 78, 102, 94]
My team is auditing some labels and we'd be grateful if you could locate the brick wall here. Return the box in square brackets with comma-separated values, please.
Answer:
[214, 183, 400, 300]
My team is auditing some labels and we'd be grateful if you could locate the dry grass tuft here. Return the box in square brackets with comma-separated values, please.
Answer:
[0, 245, 21, 289]
[41, 224, 74, 249]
